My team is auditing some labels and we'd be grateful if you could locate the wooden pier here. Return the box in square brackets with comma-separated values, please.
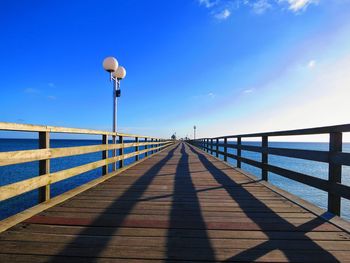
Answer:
[1, 141, 350, 262]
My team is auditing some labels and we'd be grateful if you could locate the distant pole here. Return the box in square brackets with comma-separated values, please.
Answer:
[193, 125, 196, 140]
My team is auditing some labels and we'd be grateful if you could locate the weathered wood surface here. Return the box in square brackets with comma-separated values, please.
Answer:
[0, 142, 349, 262]
[0, 141, 170, 167]
[0, 121, 165, 138]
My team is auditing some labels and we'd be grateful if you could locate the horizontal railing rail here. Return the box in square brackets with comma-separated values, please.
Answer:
[210, 123, 350, 139]
[0, 122, 162, 138]
[0, 122, 174, 209]
[189, 124, 350, 216]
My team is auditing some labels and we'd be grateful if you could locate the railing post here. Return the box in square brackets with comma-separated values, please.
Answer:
[112, 134, 117, 171]
[119, 135, 124, 168]
[328, 132, 342, 215]
[145, 138, 148, 157]
[151, 138, 154, 154]
[135, 137, 139, 161]
[262, 136, 268, 181]
[216, 138, 219, 157]
[224, 138, 228, 162]
[38, 131, 50, 203]
[237, 137, 241, 168]
[210, 139, 213, 155]
[102, 135, 108, 176]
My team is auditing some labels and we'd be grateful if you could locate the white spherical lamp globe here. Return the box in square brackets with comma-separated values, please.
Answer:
[102, 57, 118, 72]
[113, 66, 127, 80]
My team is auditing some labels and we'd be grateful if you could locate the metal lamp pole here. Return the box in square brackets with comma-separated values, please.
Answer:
[103, 57, 127, 171]
[112, 73, 117, 134]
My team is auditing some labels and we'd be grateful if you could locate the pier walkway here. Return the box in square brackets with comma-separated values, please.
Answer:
[0, 142, 350, 262]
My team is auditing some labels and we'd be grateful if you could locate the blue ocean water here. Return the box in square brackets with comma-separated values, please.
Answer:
[216, 141, 350, 220]
[0, 139, 147, 220]
[0, 139, 349, 221]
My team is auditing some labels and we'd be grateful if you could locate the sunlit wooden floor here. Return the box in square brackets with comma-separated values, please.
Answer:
[0, 142, 349, 262]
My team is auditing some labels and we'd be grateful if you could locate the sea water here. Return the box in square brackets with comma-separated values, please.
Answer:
[0, 139, 147, 220]
[0, 139, 349, 221]
[218, 141, 350, 220]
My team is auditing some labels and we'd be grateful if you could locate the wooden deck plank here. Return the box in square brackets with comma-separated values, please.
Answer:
[0, 142, 349, 262]
[2, 232, 350, 250]
[8, 224, 349, 241]
[0, 240, 349, 262]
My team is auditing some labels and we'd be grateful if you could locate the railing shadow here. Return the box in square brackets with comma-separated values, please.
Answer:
[165, 143, 215, 261]
[188, 144, 339, 262]
[50, 143, 180, 262]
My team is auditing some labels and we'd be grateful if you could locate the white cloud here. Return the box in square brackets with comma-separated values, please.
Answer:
[197, 0, 319, 16]
[251, 0, 272, 14]
[243, 88, 255, 93]
[198, 0, 217, 8]
[278, 0, 319, 12]
[192, 92, 216, 99]
[47, 95, 56, 100]
[214, 9, 231, 20]
[192, 54, 350, 141]
[208, 92, 216, 98]
[307, 59, 316, 68]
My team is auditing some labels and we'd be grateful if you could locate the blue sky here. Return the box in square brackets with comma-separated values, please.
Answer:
[1, 0, 350, 139]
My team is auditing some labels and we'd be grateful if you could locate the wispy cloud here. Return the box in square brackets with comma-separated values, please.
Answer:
[243, 88, 256, 93]
[251, 0, 272, 14]
[47, 95, 57, 100]
[307, 59, 316, 69]
[192, 92, 216, 99]
[197, 0, 319, 18]
[214, 9, 231, 20]
[208, 92, 216, 98]
[198, 0, 218, 8]
[279, 0, 319, 12]
[23, 87, 57, 100]
[48, 82, 55, 87]
[23, 88, 39, 94]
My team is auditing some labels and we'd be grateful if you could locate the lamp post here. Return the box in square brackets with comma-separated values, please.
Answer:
[193, 125, 196, 140]
[103, 56, 127, 170]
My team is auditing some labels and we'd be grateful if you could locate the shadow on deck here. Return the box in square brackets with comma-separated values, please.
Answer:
[0, 142, 349, 262]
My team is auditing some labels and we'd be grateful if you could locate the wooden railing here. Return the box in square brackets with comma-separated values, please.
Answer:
[0, 122, 174, 205]
[189, 124, 350, 216]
